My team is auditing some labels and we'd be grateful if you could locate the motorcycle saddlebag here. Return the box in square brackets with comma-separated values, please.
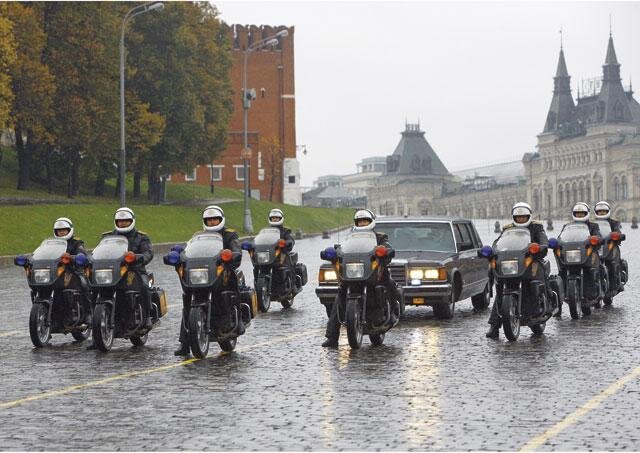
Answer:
[152, 288, 168, 318]
[240, 286, 258, 318]
[295, 263, 308, 286]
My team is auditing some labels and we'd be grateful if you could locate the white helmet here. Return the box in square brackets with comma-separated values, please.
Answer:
[202, 205, 225, 232]
[512, 202, 533, 227]
[353, 209, 376, 231]
[114, 207, 135, 233]
[594, 201, 611, 220]
[53, 217, 74, 240]
[268, 208, 284, 227]
[572, 202, 590, 222]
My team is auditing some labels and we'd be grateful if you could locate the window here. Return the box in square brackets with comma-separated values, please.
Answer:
[454, 223, 474, 251]
[234, 165, 248, 181]
[288, 175, 296, 184]
[621, 176, 628, 199]
[208, 165, 223, 181]
[185, 167, 196, 182]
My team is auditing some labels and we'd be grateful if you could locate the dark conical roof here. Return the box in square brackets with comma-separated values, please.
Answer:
[605, 35, 619, 65]
[556, 48, 569, 77]
[385, 124, 450, 177]
[544, 46, 575, 133]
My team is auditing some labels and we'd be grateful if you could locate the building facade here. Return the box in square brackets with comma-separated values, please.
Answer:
[171, 24, 301, 205]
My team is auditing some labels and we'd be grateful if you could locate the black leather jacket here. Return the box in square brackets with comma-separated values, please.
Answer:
[66, 237, 87, 256]
[105, 229, 153, 272]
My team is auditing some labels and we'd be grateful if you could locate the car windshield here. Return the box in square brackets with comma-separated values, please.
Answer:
[184, 232, 224, 259]
[595, 220, 612, 236]
[92, 236, 129, 260]
[381, 222, 456, 253]
[32, 238, 67, 261]
[341, 231, 377, 254]
[495, 228, 531, 252]
[559, 223, 590, 242]
[255, 228, 281, 246]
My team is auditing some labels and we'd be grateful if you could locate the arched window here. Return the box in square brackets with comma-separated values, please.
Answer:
[558, 186, 564, 207]
[621, 176, 628, 199]
[613, 177, 620, 201]
[565, 183, 571, 206]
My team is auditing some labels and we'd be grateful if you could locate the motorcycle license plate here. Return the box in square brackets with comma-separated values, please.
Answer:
[413, 297, 425, 305]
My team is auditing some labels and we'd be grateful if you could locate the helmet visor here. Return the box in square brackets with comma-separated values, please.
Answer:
[204, 217, 222, 227]
[54, 228, 71, 237]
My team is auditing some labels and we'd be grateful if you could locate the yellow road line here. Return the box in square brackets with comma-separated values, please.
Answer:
[0, 328, 322, 411]
[520, 365, 640, 451]
[0, 304, 182, 339]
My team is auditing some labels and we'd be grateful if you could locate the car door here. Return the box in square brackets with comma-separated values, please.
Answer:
[466, 221, 489, 293]
[453, 222, 476, 299]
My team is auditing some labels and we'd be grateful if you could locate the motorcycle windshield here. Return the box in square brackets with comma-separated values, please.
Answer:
[341, 231, 377, 254]
[92, 236, 129, 260]
[559, 223, 590, 242]
[494, 228, 531, 252]
[32, 238, 67, 261]
[184, 232, 224, 259]
[255, 228, 281, 246]
[595, 220, 612, 236]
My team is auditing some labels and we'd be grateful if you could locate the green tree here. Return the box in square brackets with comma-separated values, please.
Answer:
[0, 7, 16, 177]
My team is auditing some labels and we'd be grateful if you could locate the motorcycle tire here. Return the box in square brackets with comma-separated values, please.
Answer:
[92, 304, 114, 352]
[346, 298, 363, 349]
[257, 282, 271, 313]
[219, 338, 237, 352]
[501, 294, 520, 341]
[567, 280, 581, 320]
[188, 306, 210, 359]
[603, 294, 613, 306]
[71, 326, 91, 342]
[581, 304, 592, 316]
[369, 333, 385, 346]
[530, 322, 546, 335]
[29, 303, 51, 348]
[130, 333, 148, 347]
[281, 296, 293, 309]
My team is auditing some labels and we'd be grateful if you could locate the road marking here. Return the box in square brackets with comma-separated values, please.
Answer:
[520, 365, 640, 451]
[0, 303, 182, 339]
[0, 328, 322, 411]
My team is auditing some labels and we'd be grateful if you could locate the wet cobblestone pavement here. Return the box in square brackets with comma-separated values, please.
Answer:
[1, 223, 639, 450]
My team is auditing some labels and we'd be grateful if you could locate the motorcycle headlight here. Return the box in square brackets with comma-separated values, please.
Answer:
[345, 263, 365, 279]
[33, 269, 51, 284]
[320, 269, 338, 282]
[500, 260, 519, 275]
[565, 250, 582, 263]
[256, 251, 270, 264]
[189, 268, 209, 285]
[94, 269, 113, 285]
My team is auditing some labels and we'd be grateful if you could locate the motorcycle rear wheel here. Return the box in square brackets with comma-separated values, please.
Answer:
[130, 333, 148, 346]
[346, 299, 363, 349]
[219, 338, 237, 352]
[369, 333, 385, 346]
[530, 322, 546, 335]
[603, 294, 613, 306]
[71, 326, 91, 342]
[29, 303, 51, 348]
[501, 295, 520, 341]
[92, 304, 114, 352]
[281, 296, 294, 309]
[581, 304, 592, 316]
[188, 306, 210, 359]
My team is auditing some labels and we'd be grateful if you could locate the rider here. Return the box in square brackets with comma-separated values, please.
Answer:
[174, 205, 243, 356]
[53, 217, 91, 323]
[264, 208, 297, 288]
[486, 202, 549, 339]
[594, 201, 622, 233]
[322, 209, 401, 348]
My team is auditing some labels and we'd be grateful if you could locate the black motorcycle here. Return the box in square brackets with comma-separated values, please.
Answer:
[549, 222, 604, 319]
[15, 238, 92, 347]
[320, 231, 398, 349]
[164, 232, 255, 358]
[243, 227, 307, 312]
[89, 235, 166, 352]
[478, 227, 560, 341]
[594, 220, 627, 306]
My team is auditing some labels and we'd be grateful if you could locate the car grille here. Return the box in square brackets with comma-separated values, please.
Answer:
[389, 265, 406, 286]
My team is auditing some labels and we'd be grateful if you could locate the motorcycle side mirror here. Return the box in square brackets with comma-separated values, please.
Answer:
[74, 253, 87, 267]
[14, 255, 27, 267]
[163, 250, 180, 266]
[241, 241, 253, 251]
[170, 244, 184, 253]
[478, 245, 493, 258]
[321, 247, 337, 261]
[548, 238, 559, 249]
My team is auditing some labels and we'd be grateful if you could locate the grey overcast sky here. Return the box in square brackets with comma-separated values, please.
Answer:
[216, 1, 640, 187]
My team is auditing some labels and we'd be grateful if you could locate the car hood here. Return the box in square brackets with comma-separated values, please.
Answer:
[392, 250, 456, 263]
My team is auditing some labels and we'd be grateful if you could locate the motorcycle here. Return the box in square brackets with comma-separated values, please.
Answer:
[320, 231, 398, 349]
[594, 220, 628, 306]
[164, 232, 255, 358]
[242, 227, 307, 312]
[549, 222, 604, 319]
[14, 238, 92, 347]
[88, 235, 167, 352]
[478, 227, 560, 341]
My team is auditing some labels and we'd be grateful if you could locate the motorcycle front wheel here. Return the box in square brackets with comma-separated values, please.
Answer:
[566, 280, 581, 319]
[257, 280, 271, 313]
[346, 298, 363, 349]
[29, 303, 51, 348]
[188, 306, 210, 359]
[501, 294, 520, 341]
[92, 304, 114, 352]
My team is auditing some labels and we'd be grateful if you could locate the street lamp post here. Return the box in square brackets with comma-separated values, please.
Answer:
[241, 29, 288, 234]
[119, 2, 164, 207]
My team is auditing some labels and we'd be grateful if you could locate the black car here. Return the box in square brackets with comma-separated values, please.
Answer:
[317, 216, 491, 318]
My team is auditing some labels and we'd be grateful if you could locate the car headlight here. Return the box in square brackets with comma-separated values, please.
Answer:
[423, 268, 441, 280]
[408, 267, 445, 280]
[256, 251, 270, 264]
[500, 260, 519, 275]
[408, 269, 424, 280]
[189, 268, 209, 285]
[565, 250, 582, 263]
[320, 269, 338, 282]
[33, 269, 51, 284]
[345, 263, 365, 279]
[94, 269, 113, 285]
